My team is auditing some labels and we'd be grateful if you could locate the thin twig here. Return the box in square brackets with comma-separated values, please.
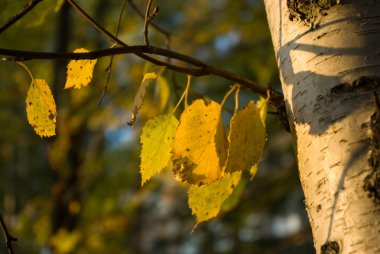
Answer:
[0, 0, 43, 34]
[66, 0, 193, 76]
[127, 0, 170, 48]
[0, 46, 283, 104]
[143, 0, 154, 46]
[98, 0, 127, 106]
[0, 212, 17, 254]
[172, 75, 191, 113]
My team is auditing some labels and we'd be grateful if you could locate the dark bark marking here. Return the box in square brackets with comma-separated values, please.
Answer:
[287, 0, 339, 28]
[311, 76, 380, 132]
[331, 77, 380, 95]
[364, 92, 380, 204]
[321, 241, 340, 254]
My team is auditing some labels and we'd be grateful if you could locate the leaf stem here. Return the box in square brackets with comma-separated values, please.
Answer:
[17, 61, 34, 81]
[221, 84, 238, 108]
[172, 75, 191, 113]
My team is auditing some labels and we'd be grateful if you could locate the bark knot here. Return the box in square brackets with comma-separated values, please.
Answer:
[287, 0, 339, 28]
[321, 241, 340, 254]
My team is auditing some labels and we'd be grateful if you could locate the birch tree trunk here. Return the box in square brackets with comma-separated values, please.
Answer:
[264, 1, 380, 253]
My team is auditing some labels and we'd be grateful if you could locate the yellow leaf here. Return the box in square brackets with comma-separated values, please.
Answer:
[188, 172, 241, 224]
[140, 114, 179, 185]
[128, 72, 158, 126]
[64, 48, 97, 89]
[225, 101, 266, 173]
[172, 99, 227, 185]
[26, 79, 57, 137]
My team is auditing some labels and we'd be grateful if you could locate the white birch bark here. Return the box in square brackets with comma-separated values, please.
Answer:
[264, 1, 380, 253]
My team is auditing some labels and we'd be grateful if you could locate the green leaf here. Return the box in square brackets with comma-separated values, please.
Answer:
[140, 114, 178, 185]
[225, 101, 266, 173]
[188, 172, 241, 224]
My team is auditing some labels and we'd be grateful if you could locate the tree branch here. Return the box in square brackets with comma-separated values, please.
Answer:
[0, 212, 17, 254]
[64, 0, 285, 102]
[0, 46, 283, 104]
[66, 0, 195, 77]
[0, 0, 43, 34]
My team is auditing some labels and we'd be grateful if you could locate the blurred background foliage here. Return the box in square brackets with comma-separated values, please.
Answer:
[0, 0, 314, 253]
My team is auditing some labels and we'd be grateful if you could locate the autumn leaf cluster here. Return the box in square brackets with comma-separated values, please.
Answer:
[21, 49, 268, 225]
[140, 74, 269, 224]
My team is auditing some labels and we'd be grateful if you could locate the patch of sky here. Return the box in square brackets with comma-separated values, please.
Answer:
[214, 30, 240, 54]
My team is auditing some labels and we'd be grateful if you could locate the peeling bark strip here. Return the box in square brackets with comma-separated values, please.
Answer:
[364, 93, 380, 203]
[287, 0, 339, 27]
[321, 241, 340, 254]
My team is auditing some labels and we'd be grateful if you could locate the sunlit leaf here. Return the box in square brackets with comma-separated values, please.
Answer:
[225, 101, 266, 173]
[140, 114, 178, 185]
[188, 172, 241, 224]
[26, 79, 57, 137]
[128, 72, 158, 126]
[172, 99, 227, 185]
[64, 48, 97, 89]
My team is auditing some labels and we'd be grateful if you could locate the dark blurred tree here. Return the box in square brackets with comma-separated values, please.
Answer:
[0, 0, 322, 253]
